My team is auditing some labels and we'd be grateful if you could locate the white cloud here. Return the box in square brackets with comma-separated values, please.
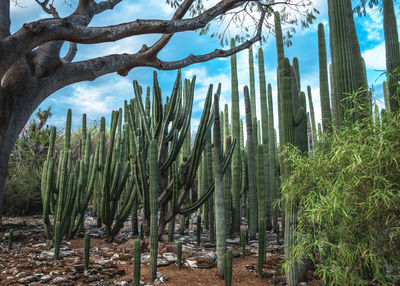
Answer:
[362, 42, 386, 70]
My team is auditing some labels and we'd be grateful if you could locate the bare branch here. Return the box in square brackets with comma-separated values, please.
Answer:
[91, 0, 123, 15]
[145, 0, 196, 56]
[34, 0, 59, 17]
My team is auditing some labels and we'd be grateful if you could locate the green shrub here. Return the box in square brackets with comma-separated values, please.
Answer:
[280, 113, 400, 285]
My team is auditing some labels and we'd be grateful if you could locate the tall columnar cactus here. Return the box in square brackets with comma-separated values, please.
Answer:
[230, 39, 241, 234]
[42, 110, 98, 248]
[207, 131, 215, 243]
[307, 86, 317, 144]
[249, 46, 258, 147]
[329, 64, 338, 127]
[281, 57, 305, 286]
[328, 0, 357, 125]
[258, 218, 266, 277]
[306, 112, 313, 151]
[224, 250, 233, 286]
[224, 137, 232, 237]
[275, 11, 285, 155]
[133, 239, 141, 286]
[256, 145, 266, 250]
[258, 47, 272, 230]
[383, 81, 391, 112]
[213, 93, 227, 278]
[383, 0, 400, 112]
[244, 85, 258, 239]
[267, 84, 278, 230]
[318, 23, 333, 132]
[293, 57, 301, 91]
[149, 139, 159, 281]
[240, 148, 248, 219]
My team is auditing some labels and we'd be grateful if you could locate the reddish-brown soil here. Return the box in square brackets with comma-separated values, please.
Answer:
[0, 216, 323, 285]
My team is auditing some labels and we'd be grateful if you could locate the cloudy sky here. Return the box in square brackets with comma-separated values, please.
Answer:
[10, 0, 392, 133]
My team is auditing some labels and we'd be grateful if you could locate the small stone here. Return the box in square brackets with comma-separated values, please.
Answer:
[51, 276, 71, 284]
[162, 253, 177, 263]
[40, 275, 52, 283]
[16, 272, 28, 278]
[18, 275, 39, 283]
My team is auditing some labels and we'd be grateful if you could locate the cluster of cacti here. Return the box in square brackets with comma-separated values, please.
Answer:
[41, 109, 99, 257]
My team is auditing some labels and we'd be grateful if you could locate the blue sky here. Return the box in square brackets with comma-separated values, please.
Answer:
[10, 0, 392, 133]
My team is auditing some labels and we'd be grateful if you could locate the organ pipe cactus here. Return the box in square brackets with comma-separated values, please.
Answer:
[318, 23, 333, 132]
[249, 46, 258, 147]
[307, 86, 317, 144]
[383, 0, 400, 112]
[281, 57, 305, 286]
[244, 86, 258, 239]
[267, 84, 278, 230]
[224, 104, 232, 237]
[213, 93, 227, 277]
[328, 0, 357, 125]
[258, 47, 272, 230]
[133, 239, 141, 286]
[149, 139, 159, 281]
[231, 39, 242, 234]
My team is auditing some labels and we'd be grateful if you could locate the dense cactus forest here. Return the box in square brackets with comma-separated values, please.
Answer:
[1, 0, 400, 285]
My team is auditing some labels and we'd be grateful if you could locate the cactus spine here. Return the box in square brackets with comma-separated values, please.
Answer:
[230, 39, 241, 234]
[149, 139, 159, 281]
[244, 86, 258, 239]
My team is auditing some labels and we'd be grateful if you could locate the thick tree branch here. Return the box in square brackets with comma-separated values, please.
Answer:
[0, 0, 243, 79]
[61, 42, 78, 63]
[91, 0, 123, 15]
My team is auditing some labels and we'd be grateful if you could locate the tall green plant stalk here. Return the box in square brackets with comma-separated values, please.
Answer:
[213, 93, 227, 277]
[318, 23, 333, 132]
[244, 86, 258, 239]
[383, 0, 400, 112]
[230, 39, 241, 234]
[149, 139, 159, 281]
[258, 47, 272, 230]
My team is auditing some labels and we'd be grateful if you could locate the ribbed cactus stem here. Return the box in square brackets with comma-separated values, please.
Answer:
[177, 241, 182, 269]
[149, 139, 159, 281]
[240, 229, 246, 258]
[258, 47, 271, 230]
[307, 86, 317, 143]
[328, 0, 357, 125]
[230, 38, 241, 234]
[133, 239, 141, 286]
[244, 86, 258, 239]
[224, 136, 232, 238]
[329, 64, 338, 127]
[383, 0, 400, 112]
[258, 218, 266, 277]
[84, 232, 90, 271]
[224, 249, 233, 286]
[64, 109, 71, 150]
[267, 84, 278, 230]
[213, 93, 227, 277]
[383, 81, 391, 112]
[281, 57, 299, 286]
[257, 144, 266, 229]
[318, 23, 332, 132]
[54, 222, 61, 260]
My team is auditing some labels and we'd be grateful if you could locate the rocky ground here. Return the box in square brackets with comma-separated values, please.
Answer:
[0, 215, 323, 285]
